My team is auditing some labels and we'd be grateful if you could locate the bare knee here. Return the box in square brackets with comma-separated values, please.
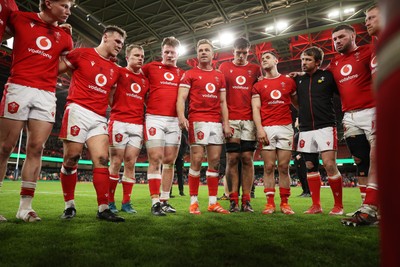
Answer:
[64, 153, 81, 167]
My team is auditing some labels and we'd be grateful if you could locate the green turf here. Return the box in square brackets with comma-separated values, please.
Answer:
[0, 181, 379, 267]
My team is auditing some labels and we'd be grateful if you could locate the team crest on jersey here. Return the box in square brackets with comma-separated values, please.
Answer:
[7, 101, 19, 114]
[30, 22, 35, 28]
[215, 76, 220, 83]
[115, 133, 123, 143]
[270, 90, 282, 100]
[95, 74, 107, 87]
[236, 76, 246, 85]
[340, 64, 352, 76]
[355, 52, 360, 61]
[131, 83, 141, 93]
[54, 32, 61, 43]
[51, 112, 55, 117]
[299, 139, 305, 148]
[70, 125, 80, 136]
[149, 127, 156, 136]
[281, 82, 286, 88]
[248, 70, 253, 76]
[36, 36, 52, 50]
[326, 141, 331, 147]
[197, 131, 204, 140]
[230, 127, 234, 134]
[110, 69, 115, 79]
[205, 83, 216, 93]
[164, 72, 174, 81]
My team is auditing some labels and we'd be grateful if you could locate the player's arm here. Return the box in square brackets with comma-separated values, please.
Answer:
[251, 95, 269, 145]
[220, 90, 232, 138]
[291, 94, 298, 109]
[58, 56, 71, 75]
[176, 86, 189, 130]
[108, 85, 117, 106]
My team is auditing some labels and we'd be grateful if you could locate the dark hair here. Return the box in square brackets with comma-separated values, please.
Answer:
[161, 36, 180, 49]
[233, 37, 251, 50]
[104, 25, 127, 39]
[332, 24, 355, 34]
[39, 0, 75, 12]
[261, 50, 278, 59]
[302, 46, 324, 63]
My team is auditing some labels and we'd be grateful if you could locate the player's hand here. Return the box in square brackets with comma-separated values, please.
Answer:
[288, 71, 304, 78]
[60, 23, 73, 35]
[223, 124, 233, 139]
[257, 129, 269, 146]
[179, 117, 189, 131]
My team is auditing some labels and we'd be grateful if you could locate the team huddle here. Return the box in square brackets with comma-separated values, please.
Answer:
[0, 0, 380, 226]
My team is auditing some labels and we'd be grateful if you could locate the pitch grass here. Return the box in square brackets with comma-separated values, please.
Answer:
[0, 181, 378, 267]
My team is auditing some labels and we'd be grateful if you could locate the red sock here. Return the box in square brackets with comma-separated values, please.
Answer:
[364, 185, 379, 208]
[242, 193, 251, 204]
[20, 185, 35, 197]
[93, 168, 110, 206]
[307, 173, 321, 206]
[147, 174, 161, 196]
[109, 174, 119, 203]
[206, 169, 219, 197]
[279, 187, 291, 205]
[359, 185, 367, 201]
[328, 175, 343, 208]
[60, 165, 77, 202]
[264, 188, 275, 206]
[188, 174, 200, 196]
[122, 181, 134, 204]
[230, 192, 239, 204]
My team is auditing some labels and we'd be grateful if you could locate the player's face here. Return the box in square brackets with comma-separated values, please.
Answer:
[365, 8, 380, 37]
[162, 45, 178, 66]
[261, 53, 277, 70]
[301, 54, 319, 74]
[47, 0, 72, 24]
[197, 43, 213, 65]
[332, 29, 355, 54]
[127, 48, 144, 70]
[233, 48, 249, 65]
[105, 31, 125, 57]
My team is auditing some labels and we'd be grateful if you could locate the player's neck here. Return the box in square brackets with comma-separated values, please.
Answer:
[264, 68, 279, 78]
[127, 66, 140, 74]
[94, 47, 112, 60]
[233, 60, 248, 66]
[198, 63, 213, 71]
[38, 12, 58, 26]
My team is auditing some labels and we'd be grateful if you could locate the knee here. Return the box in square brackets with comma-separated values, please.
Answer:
[0, 142, 15, 156]
[264, 163, 275, 174]
[277, 163, 289, 174]
[240, 155, 253, 166]
[64, 153, 81, 167]
[98, 155, 109, 167]
[26, 140, 45, 156]
[306, 161, 318, 172]
[227, 156, 239, 167]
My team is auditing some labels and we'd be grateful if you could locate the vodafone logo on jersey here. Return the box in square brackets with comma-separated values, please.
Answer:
[95, 74, 107, 87]
[236, 76, 246, 85]
[371, 56, 377, 68]
[205, 83, 216, 93]
[340, 64, 352, 76]
[36, 36, 52, 50]
[131, 83, 141, 94]
[270, 90, 282, 100]
[164, 72, 174, 81]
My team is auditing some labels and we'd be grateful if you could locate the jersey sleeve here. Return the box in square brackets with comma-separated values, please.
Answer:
[252, 83, 261, 97]
[63, 49, 81, 70]
[179, 71, 191, 89]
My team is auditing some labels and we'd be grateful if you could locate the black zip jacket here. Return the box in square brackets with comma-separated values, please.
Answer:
[295, 69, 338, 132]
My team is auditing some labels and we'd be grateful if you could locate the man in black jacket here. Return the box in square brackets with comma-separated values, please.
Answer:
[294, 46, 343, 215]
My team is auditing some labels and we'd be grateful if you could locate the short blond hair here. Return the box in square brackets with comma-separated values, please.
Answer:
[39, 0, 75, 12]
[196, 39, 213, 50]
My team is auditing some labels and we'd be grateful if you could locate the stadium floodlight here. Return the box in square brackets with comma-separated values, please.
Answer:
[343, 7, 355, 15]
[219, 32, 234, 47]
[276, 20, 288, 31]
[178, 45, 187, 56]
[328, 9, 340, 19]
[265, 25, 274, 32]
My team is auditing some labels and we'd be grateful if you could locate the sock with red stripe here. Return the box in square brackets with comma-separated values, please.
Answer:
[60, 164, 77, 203]
[148, 173, 161, 196]
[122, 176, 135, 204]
[307, 173, 321, 206]
[93, 168, 110, 211]
[242, 193, 251, 204]
[264, 188, 276, 206]
[188, 169, 201, 196]
[363, 183, 379, 208]
[279, 187, 291, 205]
[109, 174, 119, 203]
[19, 181, 36, 211]
[230, 192, 239, 205]
[328, 174, 343, 208]
[206, 169, 219, 205]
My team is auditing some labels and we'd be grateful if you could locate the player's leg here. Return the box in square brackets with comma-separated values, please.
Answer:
[160, 145, 179, 213]
[16, 119, 52, 222]
[120, 144, 140, 213]
[188, 144, 204, 214]
[108, 146, 124, 213]
[261, 149, 277, 214]
[276, 149, 295, 215]
[240, 146, 256, 212]
[321, 150, 343, 215]
[87, 134, 124, 222]
[225, 139, 241, 212]
[303, 152, 323, 214]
